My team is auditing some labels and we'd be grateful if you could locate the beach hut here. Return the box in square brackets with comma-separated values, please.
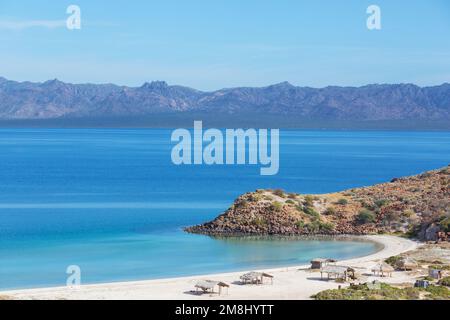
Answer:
[240, 272, 274, 285]
[195, 280, 229, 295]
[310, 258, 337, 270]
[371, 262, 394, 277]
[320, 265, 355, 281]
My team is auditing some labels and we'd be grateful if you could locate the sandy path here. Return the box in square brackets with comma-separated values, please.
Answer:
[1, 235, 419, 300]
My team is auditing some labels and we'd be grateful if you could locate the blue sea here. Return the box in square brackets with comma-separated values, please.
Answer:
[0, 129, 449, 290]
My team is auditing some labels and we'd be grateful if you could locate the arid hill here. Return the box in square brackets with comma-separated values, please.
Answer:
[185, 166, 450, 241]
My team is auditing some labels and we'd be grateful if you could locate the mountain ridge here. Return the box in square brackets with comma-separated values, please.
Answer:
[0, 77, 449, 126]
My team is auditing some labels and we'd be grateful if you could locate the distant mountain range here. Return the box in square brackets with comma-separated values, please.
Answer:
[0, 77, 449, 128]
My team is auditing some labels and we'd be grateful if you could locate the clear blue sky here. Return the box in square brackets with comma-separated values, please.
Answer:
[0, 0, 449, 90]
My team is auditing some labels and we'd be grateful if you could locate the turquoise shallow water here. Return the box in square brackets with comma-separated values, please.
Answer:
[0, 129, 449, 290]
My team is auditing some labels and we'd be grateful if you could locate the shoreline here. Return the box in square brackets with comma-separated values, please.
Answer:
[1, 235, 419, 300]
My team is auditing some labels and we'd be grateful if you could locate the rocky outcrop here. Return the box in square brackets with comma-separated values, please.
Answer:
[185, 166, 450, 240]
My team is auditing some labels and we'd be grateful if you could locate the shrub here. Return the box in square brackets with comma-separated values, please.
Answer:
[304, 207, 320, 218]
[439, 276, 450, 287]
[320, 222, 335, 232]
[253, 217, 267, 227]
[285, 199, 296, 205]
[438, 217, 450, 232]
[304, 195, 314, 207]
[385, 255, 402, 268]
[324, 207, 336, 215]
[305, 221, 321, 233]
[288, 193, 297, 199]
[273, 189, 285, 197]
[271, 201, 283, 211]
[336, 198, 348, 205]
[375, 199, 389, 208]
[357, 209, 376, 224]
[296, 220, 305, 229]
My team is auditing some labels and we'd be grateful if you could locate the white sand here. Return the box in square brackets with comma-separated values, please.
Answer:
[1, 235, 419, 300]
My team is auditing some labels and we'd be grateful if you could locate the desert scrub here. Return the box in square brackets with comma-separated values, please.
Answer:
[295, 220, 305, 229]
[252, 217, 267, 227]
[271, 201, 283, 211]
[272, 189, 285, 197]
[374, 199, 390, 208]
[303, 195, 314, 207]
[438, 216, 450, 232]
[304, 220, 334, 233]
[311, 283, 439, 300]
[287, 193, 297, 199]
[324, 207, 336, 215]
[439, 276, 450, 287]
[385, 255, 403, 268]
[429, 264, 450, 271]
[285, 199, 296, 205]
[424, 285, 450, 299]
[356, 209, 376, 224]
[336, 198, 348, 205]
[236, 199, 248, 207]
[304, 207, 320, 218]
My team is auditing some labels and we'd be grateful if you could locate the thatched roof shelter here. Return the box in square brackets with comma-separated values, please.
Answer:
[195, 280, 229, 295]
[310, 258, 337, 269]
[320, 265, 355, 281]
[240, 272, 274, 285]
[371, 262, 394, 277]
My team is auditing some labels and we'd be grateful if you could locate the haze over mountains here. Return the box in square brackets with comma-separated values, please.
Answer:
[0, 77, 449, 128]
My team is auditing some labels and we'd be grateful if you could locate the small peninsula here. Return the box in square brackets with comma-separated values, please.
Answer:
[186, 166, 450, 241]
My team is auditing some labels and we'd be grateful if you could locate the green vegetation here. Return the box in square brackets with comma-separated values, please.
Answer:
[304, 207, 320, 218]
[287, 193, 297, 199]
[252, 217, 267, 227]
[429, 264, 450, 271]
[385, 255, 402, 268]
[237, 199, 248, 207]
[272, 189, 285, 197]
[304, 220, 335, 233]
[324, 207, 336, 215]
[285, 199, 296, 205]
[356, 209, 376, 224]
[438, 216, 450, 232]
[312, 282, 450, 300]
[271, 201, 283, 211]
[295, 220, 305, 229]
[336, 198, 348, 205]
[439, 276, 450, 287]
[374, 199, 390, 208]
[303, 195, 314, 207]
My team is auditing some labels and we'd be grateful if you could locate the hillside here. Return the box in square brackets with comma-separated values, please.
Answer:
[0, 77, 449, 127]
[185, 166, 450, 241]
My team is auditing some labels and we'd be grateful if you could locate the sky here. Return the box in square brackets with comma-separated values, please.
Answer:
[0, 0, 449, 90]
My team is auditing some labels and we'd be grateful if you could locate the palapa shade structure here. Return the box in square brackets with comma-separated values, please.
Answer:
[320, 265, 356, 281]
[195, 280, 229, 295]
[240, 272, 274, 285]
[371, 262, 394, 277]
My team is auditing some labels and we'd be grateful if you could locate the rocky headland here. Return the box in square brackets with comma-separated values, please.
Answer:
[185, 166, 450, 241]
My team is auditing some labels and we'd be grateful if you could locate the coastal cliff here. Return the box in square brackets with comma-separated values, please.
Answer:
[185, 166, 450, 240]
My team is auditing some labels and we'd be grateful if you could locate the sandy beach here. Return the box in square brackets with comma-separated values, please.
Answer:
[1, 235, 420, 300]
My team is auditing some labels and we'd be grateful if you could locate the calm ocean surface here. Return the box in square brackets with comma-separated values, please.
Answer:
[0, 129, 449, 290]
